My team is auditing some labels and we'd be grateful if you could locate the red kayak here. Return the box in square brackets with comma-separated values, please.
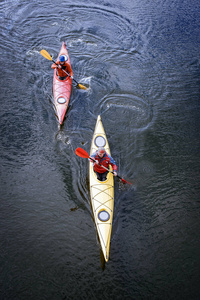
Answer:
[53, 42, 73, 125]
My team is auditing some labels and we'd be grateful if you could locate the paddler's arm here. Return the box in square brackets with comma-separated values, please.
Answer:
[66, 63, 73, 78]
[89, 153, 98, 165]
[108, 154, 118, 176]
[51, 60, 60, 69]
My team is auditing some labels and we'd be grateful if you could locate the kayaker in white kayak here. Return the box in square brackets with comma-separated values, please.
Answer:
[51, 55, 73, 80]
[90, 147, 118, 181]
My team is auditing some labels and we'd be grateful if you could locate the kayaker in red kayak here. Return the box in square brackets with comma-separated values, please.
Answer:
[51, 55, 73, 80]
[90, 147, 118, 181]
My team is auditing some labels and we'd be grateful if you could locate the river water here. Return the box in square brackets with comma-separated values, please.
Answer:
[0, 0, 200, 299]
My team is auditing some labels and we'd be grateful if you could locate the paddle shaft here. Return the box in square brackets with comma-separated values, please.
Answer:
[51, 59, 75, 82]
[53, 59, 87, 88]
[89, 156, 118, 177]
[40, 49, 87, 89]
[75, 147, 132, 184]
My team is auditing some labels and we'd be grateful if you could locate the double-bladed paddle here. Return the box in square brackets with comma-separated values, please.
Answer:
[40, 49, 87, 90]
[75, 147, 132, 185]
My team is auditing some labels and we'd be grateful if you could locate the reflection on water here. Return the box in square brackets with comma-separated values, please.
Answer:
[0, 0, 200, 299]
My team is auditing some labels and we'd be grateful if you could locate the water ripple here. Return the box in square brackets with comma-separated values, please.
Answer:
[97, 93, 153, 132]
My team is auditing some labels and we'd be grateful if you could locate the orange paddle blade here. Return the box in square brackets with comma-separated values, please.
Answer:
[75, 147, 90, 158]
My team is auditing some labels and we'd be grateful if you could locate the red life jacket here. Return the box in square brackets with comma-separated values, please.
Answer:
[92, 152, 117, 174]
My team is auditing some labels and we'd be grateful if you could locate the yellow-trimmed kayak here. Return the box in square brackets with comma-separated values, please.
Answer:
[89, 115, 114, 262]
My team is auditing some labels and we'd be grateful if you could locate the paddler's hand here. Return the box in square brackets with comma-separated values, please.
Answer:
[89, 158, 98, 164]
[113, 171, 117, 176]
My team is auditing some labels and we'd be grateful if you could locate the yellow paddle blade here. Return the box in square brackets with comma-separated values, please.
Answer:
[40, 49, 53, 61]
[78, 83, 87, 90]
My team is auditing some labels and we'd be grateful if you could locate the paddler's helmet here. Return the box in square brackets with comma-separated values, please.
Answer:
[59, 55, 68, 62]
[97, 147, 105, 155]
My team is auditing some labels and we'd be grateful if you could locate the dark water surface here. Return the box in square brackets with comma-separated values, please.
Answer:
[0, 0, 200, 299]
